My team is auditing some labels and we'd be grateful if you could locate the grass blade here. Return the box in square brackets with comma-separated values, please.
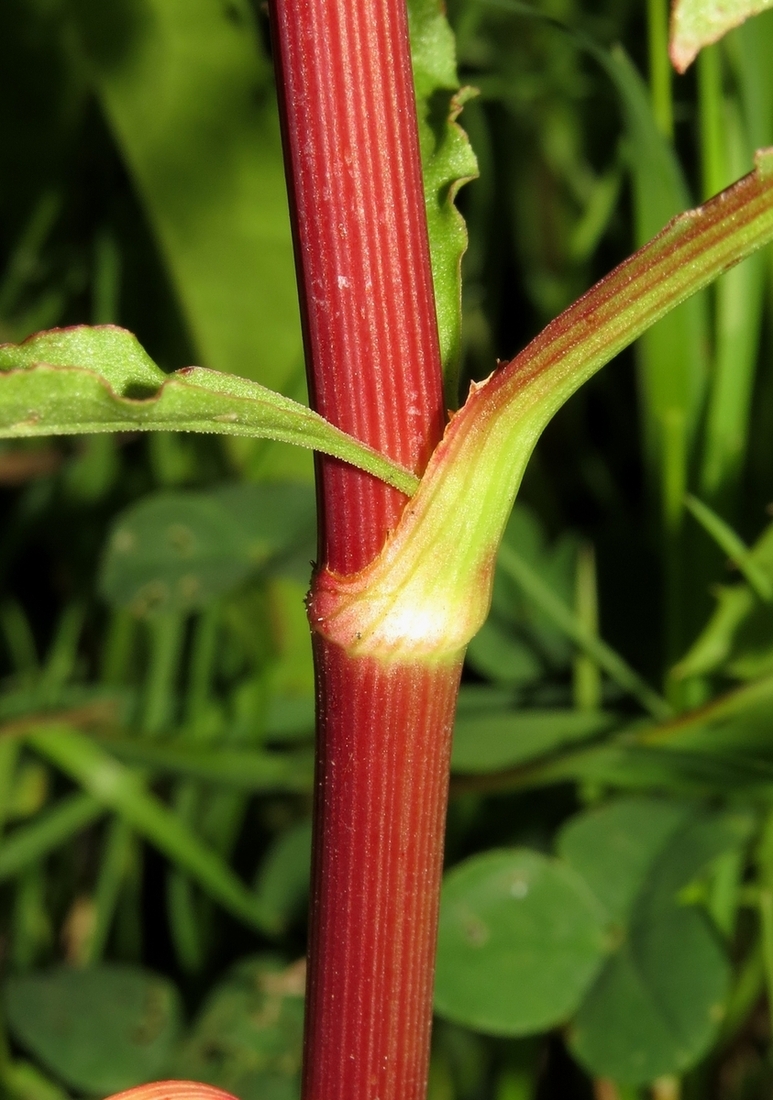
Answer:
[497, 543, 672, 719]
[0, 793, 104, 883]
[28, 726, 279, 933]
[685, 494, 773, 600]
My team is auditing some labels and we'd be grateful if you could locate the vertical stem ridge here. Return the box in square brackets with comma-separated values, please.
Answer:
[270, 0, 446, 573]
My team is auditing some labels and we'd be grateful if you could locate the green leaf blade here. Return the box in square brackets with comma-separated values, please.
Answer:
[434, 848, 608, 1035]
[0, 326, 419, 495]
[671, 0, 773, 73]
[408, 0, 479, 405]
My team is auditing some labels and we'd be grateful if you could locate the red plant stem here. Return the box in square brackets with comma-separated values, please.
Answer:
[269, 1, 458, 1098]
[270, 0, 445, 574]
[305, 643, 462, 1100]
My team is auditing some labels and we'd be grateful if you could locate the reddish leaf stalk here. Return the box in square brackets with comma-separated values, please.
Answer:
[269, 1, 459, 1098]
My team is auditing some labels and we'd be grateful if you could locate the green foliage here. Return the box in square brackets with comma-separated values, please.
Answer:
[173, 956, 305, 1099]
[436, 799, 752, 1084]
[409, 0, 480, 403]
[565, 801, 750, 1084]
[0, 326, 418, 494]
[434, 848, 608, 1033]
[2, 0, 773, 1095]
[99, 484, 314, 617]
[67, 0, 302, 394]
[4, 966, 183, 1093]
[670, 0, 773, 72]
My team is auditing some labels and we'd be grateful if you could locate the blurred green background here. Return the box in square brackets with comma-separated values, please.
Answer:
[2, 0, 773, 1097]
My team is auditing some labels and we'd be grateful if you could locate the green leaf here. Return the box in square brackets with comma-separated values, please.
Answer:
[100, 492, 260, 616]
[67, 0, 302, 392]
[465, 619, 544, 687]
[0, 326, 418, 495]
[451, 708, 615, 774]
[173, 955, 305, 1100]
[568, 913, 727, 1085]
[672, 519, 773, 679]
[408, 0, 479, 404]
[640, 671, 773, 753]
[495, 541, 670, 719]
[699, 94, 768, 505]
[557, 798, 696, 925]
[466, 506, 578, 686]
[4, 965, 183, 1094]
[671, 0, 773, 73]
[560, 800, 749, 1084]
[434, 848, 608, 1035]
[99, 484, 314, 617]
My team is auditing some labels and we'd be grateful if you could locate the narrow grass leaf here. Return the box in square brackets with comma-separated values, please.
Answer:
[496, 543, 671, 719]
[0, 792, 104, 882]
[27, 726, 279, 932]
[92, 736, 313, 791]
[700, 97, 768, 505]
[603, 47, 708, 529]
[685, 494, 773, 601]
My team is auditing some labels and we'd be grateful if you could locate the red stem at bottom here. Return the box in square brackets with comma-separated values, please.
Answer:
[302, 639, 462, 1100]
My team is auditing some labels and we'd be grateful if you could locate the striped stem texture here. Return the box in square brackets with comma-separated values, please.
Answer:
[304, 642, 462, 1100]
[270, 1, 455, 1098]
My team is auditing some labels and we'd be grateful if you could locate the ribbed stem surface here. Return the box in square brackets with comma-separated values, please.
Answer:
[270, 3, 453, 1097]
[270, 0, 445, 573]
[304, 641, 462, 1100]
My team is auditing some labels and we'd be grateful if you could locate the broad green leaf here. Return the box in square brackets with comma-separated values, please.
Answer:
[66, 0, 302, 392]
[564, 803, 747, 1084]
[4, 965, 183, 1094]
[569, 913, 727, 1085]
[671, 0, 773, 73]
[0, 326, 418, 495]
[100, 492, 261, 616]
[451, 708, 614, 774]
[27, 725, 280, 931]
[434, 849, 607, 1035]
[173, 955, 305, 1100]
[557, 798, 692, 925]
[99, 484, 314, 617]
[408, 0, 479, 404]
